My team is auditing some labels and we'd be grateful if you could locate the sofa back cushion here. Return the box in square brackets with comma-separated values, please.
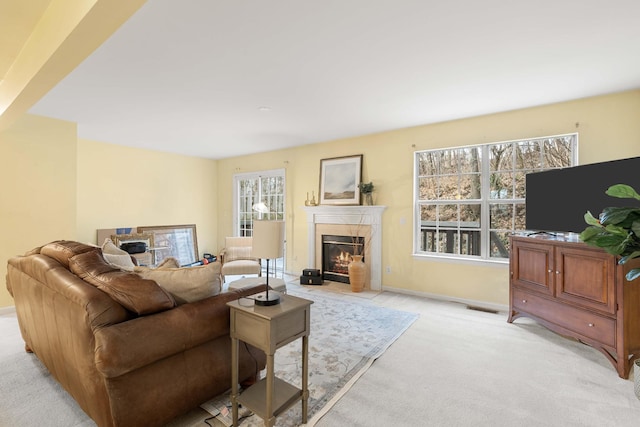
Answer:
[41, 241, 97, 268]
[69, 250, 176, 315]
[135, 262, 222, 305]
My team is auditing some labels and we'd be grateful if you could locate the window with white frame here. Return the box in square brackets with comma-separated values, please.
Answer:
[414, 134, 577, 261]
[233, 169, 286, 277]
[233, 169, 285, 236]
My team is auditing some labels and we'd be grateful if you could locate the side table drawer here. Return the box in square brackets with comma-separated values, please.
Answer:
[231, 310, 270, 349]
[273, 307, 309, 348]
[230, 304, 311, 351]
[513, 288, 616, 347]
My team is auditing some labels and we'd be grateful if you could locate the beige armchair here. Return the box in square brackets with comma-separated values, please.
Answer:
[220, 236, 262, 283]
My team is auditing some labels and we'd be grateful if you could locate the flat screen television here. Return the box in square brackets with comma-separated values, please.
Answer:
[525, 156, 640, 234]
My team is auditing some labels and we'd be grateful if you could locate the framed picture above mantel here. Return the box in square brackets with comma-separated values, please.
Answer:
[319, 154, 363, 205]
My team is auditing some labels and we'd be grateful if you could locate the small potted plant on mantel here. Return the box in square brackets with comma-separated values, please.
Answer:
[579, 184, 640, 282]
[358, 182, 374, 206]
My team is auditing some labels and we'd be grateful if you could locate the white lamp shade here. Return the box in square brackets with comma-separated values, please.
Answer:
[252, 220, 284, 259]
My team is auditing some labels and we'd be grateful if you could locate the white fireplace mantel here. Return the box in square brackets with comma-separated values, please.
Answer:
[303, 205, 386, 291]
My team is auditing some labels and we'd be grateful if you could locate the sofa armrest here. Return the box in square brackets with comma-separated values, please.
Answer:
[94, 285, 263, 378]
[7, 254, 131, 329]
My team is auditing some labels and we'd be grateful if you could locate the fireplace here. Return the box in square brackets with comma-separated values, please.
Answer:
[322, 235, 365, 283]
[303, 205, 386, 291]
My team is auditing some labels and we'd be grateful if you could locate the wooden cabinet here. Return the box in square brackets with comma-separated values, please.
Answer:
[508, 235, 640, 378]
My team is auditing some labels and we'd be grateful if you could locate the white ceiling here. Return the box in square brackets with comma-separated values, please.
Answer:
[28, 0, 640, 160]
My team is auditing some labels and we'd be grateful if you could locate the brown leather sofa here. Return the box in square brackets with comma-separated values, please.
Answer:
[6, 240, 266, 427]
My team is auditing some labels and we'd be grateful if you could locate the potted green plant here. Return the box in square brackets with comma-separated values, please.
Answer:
[579, 184, 640, 282]
[358, 182, 374, 205]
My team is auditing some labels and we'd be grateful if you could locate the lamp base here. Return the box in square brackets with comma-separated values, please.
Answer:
[254, 291, 281, 306]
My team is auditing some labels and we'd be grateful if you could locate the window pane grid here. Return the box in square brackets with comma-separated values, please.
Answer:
[238, 179, 258, 236]
[236, 173, 285, 236]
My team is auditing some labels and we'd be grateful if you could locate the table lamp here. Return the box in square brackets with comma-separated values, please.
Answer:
[252, 220, 285, 306]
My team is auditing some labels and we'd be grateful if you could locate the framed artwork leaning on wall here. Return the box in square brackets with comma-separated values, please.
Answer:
[137, 224, 199, 266]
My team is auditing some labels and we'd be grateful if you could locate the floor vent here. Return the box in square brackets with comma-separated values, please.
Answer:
[466, 305, 499, 314]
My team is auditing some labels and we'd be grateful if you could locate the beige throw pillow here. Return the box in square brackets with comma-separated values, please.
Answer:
[136, 262, 222, 305]
[101, 238, 135, 271]
[155, 256, 181, 269]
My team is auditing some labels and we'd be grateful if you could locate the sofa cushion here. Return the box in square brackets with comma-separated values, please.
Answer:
[41, 241, 98, 268]
[135, 262, 222, 305]
[155, 257, 180, 269]
[221, 259, 261, 276]
[69, 250, 176, 315]
[23, 245, 43, 256]
[101, 238, 136, 271]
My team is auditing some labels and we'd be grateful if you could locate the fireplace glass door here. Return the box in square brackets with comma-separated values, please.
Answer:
[321, 235, 364, 283]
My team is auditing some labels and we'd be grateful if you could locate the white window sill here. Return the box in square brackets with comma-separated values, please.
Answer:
[412, 253, 509, 268]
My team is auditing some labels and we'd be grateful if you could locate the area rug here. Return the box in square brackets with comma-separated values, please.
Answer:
[208, 287, 419, 426]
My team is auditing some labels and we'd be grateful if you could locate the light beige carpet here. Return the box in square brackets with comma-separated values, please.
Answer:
[316, 292, 640, 426]
[3, 286, 640, 426]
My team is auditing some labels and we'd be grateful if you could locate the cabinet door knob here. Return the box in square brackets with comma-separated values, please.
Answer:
[556, 271, 560, 274]
[588, 323, 594, 327]
[548, 269, 552, 273]
[522, 299, 527, 303]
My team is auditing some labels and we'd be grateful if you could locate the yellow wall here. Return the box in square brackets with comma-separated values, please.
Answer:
[1, 90, 639, 308]
[0, 115, 78, 306]
[0, 116, 218, 307]
[76, 139, 218, 253]
[217, 90, 640, 306]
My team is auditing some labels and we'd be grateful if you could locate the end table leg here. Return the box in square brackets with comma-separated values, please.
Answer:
[301, 334, 309, 423]
[266, 353, 275, 427]
[231, 337, 239, 426]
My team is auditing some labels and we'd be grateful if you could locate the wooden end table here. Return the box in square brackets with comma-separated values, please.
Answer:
[227, 293, 313, 427]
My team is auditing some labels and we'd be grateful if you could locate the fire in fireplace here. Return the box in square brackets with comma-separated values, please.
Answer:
[321, 234, 365, 283]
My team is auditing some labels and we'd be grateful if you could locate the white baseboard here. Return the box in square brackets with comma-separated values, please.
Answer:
[0, 306, 16, 315]
[287, 269, 509, 313]
[381, 286, 509, 314]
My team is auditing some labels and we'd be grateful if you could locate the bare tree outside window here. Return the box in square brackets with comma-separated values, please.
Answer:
[415, 134, 577, 261]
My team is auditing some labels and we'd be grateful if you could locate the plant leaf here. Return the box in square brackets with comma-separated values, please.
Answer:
[600, 207, 640, 226]
[619, 250, 640, 264]
[591, 234, 627, 255]
[583, 211, 601, 226]
[578, 184, 640, 264]
[606, 184, 640, 201]
[626, 268, 640, 282]
[603, 223, 630, 236]
[579, 226, 602, 242]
